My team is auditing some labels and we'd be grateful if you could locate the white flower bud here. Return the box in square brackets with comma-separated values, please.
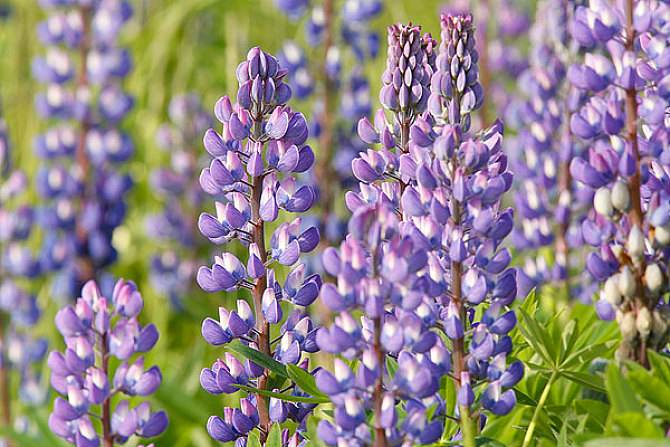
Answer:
[615, 309, 624, 324]
[620, 312, 637, 341]
[593, 187, 613, 217]
[652, 310, 668, 340]
[636, 307, 652, 339]
[627, 225, 645, 260]
[603, 275, 622, 306]
[656, 224, 670, 245]
[618, 266, 636, 297]
[611, 180, 630, 212]
[645, 263, 663, 293]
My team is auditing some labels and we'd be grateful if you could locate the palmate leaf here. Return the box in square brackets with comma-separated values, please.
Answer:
[234, 384, 330, 404]
[627, 368, 670, 415]
[560, 370, 605, 393]
[518, 307, 555, 367]
[604, 363, 643, 413]
[610, 412, 665, 438]
[648, 351, 670, 384]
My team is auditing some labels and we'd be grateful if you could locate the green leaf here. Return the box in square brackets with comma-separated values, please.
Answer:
[561, 370, 605, 393]
[574, 399, 609, 431]
[648, 351, 670, 384]
[267, 423, 282, 447]
[226, 341, 288, 378]
[234, 384, 329, 404]
[605, 363, 642, 413]
[611, 412, 664, 438]
[247, 431, 262, 447]
[584, 439, 670, 447]
[518, 308, 556, 367]
[628, 369, 670, 415]
[287, 364, 328, 399]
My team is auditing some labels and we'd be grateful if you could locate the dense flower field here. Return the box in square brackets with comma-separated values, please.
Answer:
[0, 0, 670, 445]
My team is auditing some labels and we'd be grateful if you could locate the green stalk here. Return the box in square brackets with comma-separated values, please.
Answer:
[459, 404, 477, 447]
[522, 371, 557, 447]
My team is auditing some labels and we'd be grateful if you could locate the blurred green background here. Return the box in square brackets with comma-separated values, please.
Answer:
[0, 0, 457, 445]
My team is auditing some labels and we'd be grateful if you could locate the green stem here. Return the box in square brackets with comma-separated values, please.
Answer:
[522, 371, 557, 447]
[459, 404, 477, 447]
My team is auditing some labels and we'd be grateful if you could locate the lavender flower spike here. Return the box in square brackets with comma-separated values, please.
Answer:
[198, 47, 321, 445]
[568, 0, 670, 364]
[48, 279, 167, 446]
[403, 13, 520, 445]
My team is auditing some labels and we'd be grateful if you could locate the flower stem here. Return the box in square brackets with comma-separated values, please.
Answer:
[99, 331, 113, 447]
[372, 315, 388, 447]
[75, 4, 95, 283]
[250, 119, 271, 440]
[623, 0, 649, 368]
[316, 0, 336, 230]
[522, 371, 557, 447]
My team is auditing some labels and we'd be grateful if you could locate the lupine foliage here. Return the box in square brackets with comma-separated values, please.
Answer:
[0, 1, 670, 446]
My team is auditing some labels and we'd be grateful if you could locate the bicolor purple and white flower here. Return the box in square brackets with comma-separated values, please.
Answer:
[197, 48, 321, 445]
[48, 279, 167, 446]
[34, 0, 134, 300]
[568, 0, 670, 362]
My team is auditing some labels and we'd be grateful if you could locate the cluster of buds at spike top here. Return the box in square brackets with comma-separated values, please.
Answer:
[0, 115, 48, 408]
[33, 0, 134, 299]
[567, 0, 670, 362]
[197, 47, 321, 445]
[354, 22, 435, 219]
[47, 280, 167, 446]
[427, 14, 483, 132]
[145, 94, 212, 307]
[507, 0, 595, 301]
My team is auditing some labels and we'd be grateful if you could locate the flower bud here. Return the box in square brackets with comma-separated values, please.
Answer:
[611, 180, 630, 212]
[652, 310, 669, 341]
[619, 312, 637, 341]
[626, 225, 645, 260]
[593, 187, 613, 217]
[617, 266, 636, 298]
[655, 224, 670, 245]
[644, 263, 663, 293]
[603, 275, 622, 306]
[636, 307, 652, 339]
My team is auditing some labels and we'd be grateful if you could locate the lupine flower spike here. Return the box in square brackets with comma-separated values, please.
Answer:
[509, 0, 594, 301]
[0, 108, 47, 440]
[569, 0, 670, 364]
[274, 0, 383, 248]
[34, 0, 134, 298]
[146, 94, 212, 307]
[48, 279, 167, 446]
[198, 47, 321, 445]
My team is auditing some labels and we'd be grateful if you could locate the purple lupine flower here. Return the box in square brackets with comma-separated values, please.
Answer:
[34, 0, 134, 300]
[146, 94, 212, 307]
[507, 0, 596, 301]
[48, 279, 167, 445]
[198, 47, 321, 445]
[568, 0, 670, 363]
[316, 202, 448, 446]
[402, 13, 520, 443]
[315, 20, 446, 447]
[0, 112, 48, 435]
[273, 0, 383, 257]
